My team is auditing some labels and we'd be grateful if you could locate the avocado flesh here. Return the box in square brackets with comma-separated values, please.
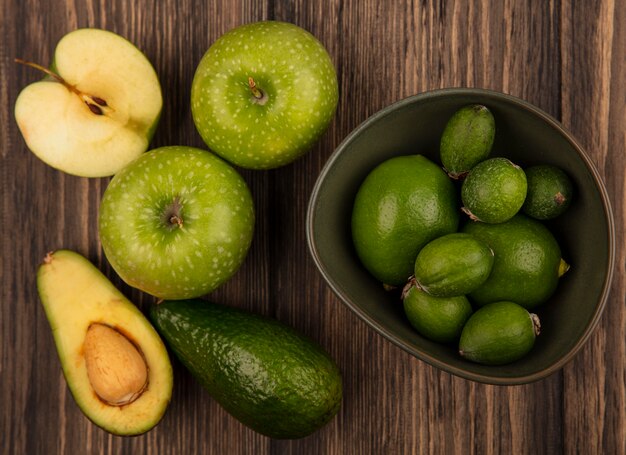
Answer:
[37, 250, 173, 436]
[150, 299, 343, 439]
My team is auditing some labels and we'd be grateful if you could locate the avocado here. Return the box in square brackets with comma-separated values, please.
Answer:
[37, 250, 173, 436]
[352, 155, 459, 286]
[461, 157, 527, 223]
[402, 279, 473, 343]
[462, 215, 568, 309]
[522, 164, 574, 220]
[413, 233, 494, 297]
[440, 104, 495, 179]
[150, 299, 342, 439]
[459, 301, 540, 365]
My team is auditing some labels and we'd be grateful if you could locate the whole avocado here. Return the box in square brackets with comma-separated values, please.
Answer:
[352, 155, 459, 286]
[151, 300, 342, 439]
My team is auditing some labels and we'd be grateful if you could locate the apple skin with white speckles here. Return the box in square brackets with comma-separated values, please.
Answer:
[191, 21, 339, 169]
[98, 146, 255, 300]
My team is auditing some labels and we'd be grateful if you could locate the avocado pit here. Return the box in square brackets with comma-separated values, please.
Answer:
[83, 323, 149, 406]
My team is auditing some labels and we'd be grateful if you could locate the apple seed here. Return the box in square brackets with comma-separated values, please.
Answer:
[15, 58, 110, 116]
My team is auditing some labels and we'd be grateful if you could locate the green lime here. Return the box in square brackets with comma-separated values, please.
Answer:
[413, 233, 494, 297]
[440, 104, 495, 179]
[402, 280, 472, 343]
[352, 155, 459, 286]
[522, 164, 574, 220]
[459, 301, 540, 365]
[462, 214, 568, 309]
[461, 157, 527, 224]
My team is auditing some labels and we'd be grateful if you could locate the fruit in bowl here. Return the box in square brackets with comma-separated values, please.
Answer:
[307, 88, 614, 384]
[348, 103, 572, 366]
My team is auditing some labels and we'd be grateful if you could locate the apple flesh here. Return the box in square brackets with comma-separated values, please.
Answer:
[15, 28, 162, 177]
[98, 146, 255, 300]
[191, 21, 339, 169]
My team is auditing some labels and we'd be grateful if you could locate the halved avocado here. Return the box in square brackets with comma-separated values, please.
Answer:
[37, 249, 173, 435]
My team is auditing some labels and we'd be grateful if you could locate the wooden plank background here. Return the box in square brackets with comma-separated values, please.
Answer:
[1, 0, 624, 453]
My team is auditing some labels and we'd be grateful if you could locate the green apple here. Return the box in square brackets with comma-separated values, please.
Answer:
[98, 146, 255, 299]
[15, 28, 162, 177]
[191, 21, 339, 169]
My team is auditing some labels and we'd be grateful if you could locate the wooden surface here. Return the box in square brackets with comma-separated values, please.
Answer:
[1, 0, 624, 453]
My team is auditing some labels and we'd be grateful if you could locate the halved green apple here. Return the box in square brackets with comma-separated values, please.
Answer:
[15, 29, 162, 177]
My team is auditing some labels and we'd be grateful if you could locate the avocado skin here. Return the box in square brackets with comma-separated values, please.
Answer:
[150, 299, 342, 439]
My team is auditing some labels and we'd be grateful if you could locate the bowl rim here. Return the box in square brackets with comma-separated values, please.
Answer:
[306, 87, 616, 385]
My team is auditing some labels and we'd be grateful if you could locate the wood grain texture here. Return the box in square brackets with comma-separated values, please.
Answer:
[1, 0, 623, 454]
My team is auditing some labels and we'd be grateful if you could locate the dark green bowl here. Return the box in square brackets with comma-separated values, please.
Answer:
[306, 88, 615, 385]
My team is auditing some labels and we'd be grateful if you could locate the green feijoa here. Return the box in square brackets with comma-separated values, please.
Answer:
[402, 279, 472, 343]
[461, 157, 527, 224]
[462, 214, 569, 309]
[440, 104, 495, 179]
[352, 155, 459, 286]
[522, 165, 574, 220]
[413, 233, 494, 297]
[459, 301, 541, 365]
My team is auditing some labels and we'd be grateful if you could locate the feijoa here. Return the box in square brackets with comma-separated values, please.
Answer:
[352, 155, 459, 286]
[462, 214, 568, 309]
[459, 301, 540, 365]
[413, 233, 494, 297]
[522, 165, 574, 220]
[461, 158, 527, 224]
[440, 105, 495, 179]
[402, 279, 473, 343]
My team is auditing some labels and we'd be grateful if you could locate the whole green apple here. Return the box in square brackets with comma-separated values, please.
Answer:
[191, 21, 339, 169]
[98, 146, 255, 299]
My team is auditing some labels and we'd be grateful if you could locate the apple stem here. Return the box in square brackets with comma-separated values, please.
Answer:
[15, 58, 110, 116]
[248, 76, 263, 99]
[247, 76, 269, 105]
[43, 251, 54, 265]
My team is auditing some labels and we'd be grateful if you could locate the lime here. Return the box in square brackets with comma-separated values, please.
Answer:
[352, 155, 459, 286]
[462, 214, 568, 309]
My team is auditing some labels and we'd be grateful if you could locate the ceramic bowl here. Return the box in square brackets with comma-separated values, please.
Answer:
[307, 88, 615, 384]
